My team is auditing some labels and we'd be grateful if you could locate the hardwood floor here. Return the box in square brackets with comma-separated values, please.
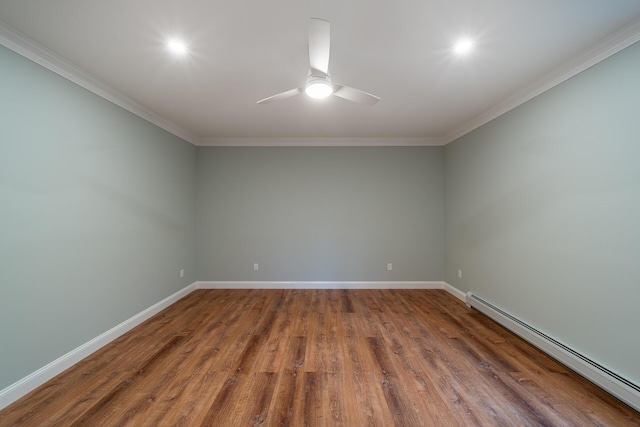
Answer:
[1, 289, 638, 426]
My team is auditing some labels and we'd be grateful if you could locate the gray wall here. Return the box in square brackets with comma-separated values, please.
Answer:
[0, 46, 197, 389]
[444, 41, 640, 384]
[196, 146, 444, 281]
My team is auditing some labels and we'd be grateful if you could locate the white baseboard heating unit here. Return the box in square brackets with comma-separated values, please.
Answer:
[465, 292, 640, 412]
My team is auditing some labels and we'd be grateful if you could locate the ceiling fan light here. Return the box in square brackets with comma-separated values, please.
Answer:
[305, 80, 333, 99]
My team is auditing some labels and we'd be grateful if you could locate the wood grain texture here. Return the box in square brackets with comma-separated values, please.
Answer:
[1, 289, 638, 426]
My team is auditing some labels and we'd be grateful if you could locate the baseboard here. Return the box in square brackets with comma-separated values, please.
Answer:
[196, 281, 446, 290]
[442, 282, 467, 302]
[196, 281, 469, 302]
[466, 292, 640, 412]
[0, 282, 197, 410]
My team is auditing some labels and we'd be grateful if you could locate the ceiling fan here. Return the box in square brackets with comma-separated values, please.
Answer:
[257, 18, 380, 106]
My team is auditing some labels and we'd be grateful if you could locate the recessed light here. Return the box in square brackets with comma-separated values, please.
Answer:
[453, 37, 475, 56]
[166, 38, 188, 56]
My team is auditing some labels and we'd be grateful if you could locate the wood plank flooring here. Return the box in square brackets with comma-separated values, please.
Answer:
[1, 289, 639, 426]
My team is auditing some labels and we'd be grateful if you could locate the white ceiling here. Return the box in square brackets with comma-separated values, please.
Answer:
[1, 1, 640, 145]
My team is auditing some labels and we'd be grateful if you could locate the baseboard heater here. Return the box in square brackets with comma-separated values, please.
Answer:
[465, 292, 640, 412]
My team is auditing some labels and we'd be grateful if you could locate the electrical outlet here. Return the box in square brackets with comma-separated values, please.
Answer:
[253, 263, 259, 271]
[387, 263, 393, 271]
[458, 269, 463, 279]
[179, 269, 184, 278]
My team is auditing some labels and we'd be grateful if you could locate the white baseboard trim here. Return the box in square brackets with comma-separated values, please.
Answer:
[442, 282, 467, 302]
[466, 292, 640, 412]
[0, 282, 197, 410]
[196, 281, 446, 290]
[196, 281, 468, 302]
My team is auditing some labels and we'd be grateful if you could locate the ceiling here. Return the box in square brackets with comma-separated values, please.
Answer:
[1, 1, 640, 145]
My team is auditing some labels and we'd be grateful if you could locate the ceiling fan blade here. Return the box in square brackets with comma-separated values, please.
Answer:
[333, 84, 380, 106]
[309, 18, 330, 74]
[257, 87, 303, 104]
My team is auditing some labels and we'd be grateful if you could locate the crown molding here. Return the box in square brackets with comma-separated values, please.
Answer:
[198, 136, 446, 147]
[442, 15, 640, 145]
[0, 19, 200, 145]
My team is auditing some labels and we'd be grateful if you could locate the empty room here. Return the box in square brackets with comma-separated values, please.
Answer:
[1, 1, 640, 425]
